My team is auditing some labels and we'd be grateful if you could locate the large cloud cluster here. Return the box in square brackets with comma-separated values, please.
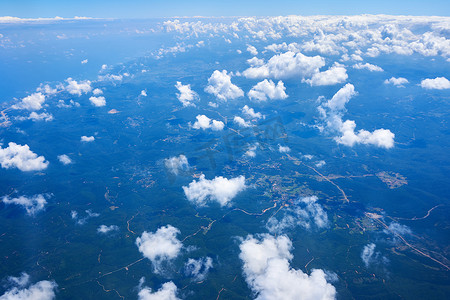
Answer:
[0, 142, 49, 171]
[183, 174, 246, 207]
[239, 234, 336, 300]
[136, 225, 182, 274]
[205, 70, 243, 101]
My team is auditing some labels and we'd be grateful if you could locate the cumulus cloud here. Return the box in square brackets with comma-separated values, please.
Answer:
[420, 77, 450, 89]
[175, 82, 199, 107]
[183, 174, 246, 207]
[71, 209, 99, 225]
[140, 90, 147, 97]
[247, 45, 258, 56]
[234, 116, 252, 128]
[242, 105, 263, 119]
[80, 136, 95, 142]
[97, 225, 119, 234]
[0, 142, 49, 171]
[92, 88, 103, 95]
[89, 96, 106, 107]
[278, 145, 291, 153]
[248, 79, 288, 101]
[1, 194, 49, 216]
[266, 196, 328, 233]
[192, 115, 224, 131]
[184, 257, 213, 281]
[247, 57, 265, 67]
[165, 155, 189, 175]
[28, 112, 53, 122]
[81, 59, 88, 64]
[0, 273, 57, 300]
[384, 77, 409, 87]
[245, 143, 259, 158]
[353, 63, 384, 72]
[303, 64, 348, 86]
[324, 83, 357, 111]
[242, 51, 325, 80]
[57, 100, 80, 108]
[205, 70, 244, 101]
[57, 154, 72, 165]
[239, 234, 336, 300]
[137, 279, 180, 300]
[136, 225, 182, 274]
[65, 78, 92, 96]
[12, 93, 46, 111]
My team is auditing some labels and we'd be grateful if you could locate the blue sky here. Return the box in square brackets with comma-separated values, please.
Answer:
[1, 0, 449, 18]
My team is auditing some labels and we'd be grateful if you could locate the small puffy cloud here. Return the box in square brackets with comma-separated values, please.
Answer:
[192, 115, 224, 131]
[266, 196, 328, 233]
[136, 225, 182, 273]
[92, 88, 103, 95]
[384, 77, 409, 87]
[184, 257, 213, 281]
[324, 83, 357, 111]
[278, 145, 291, 153]
[248, 79, 288, 101]
[242, 51, 325, 80]
[57, 154, 72, 165]
[204, 70, 244, 101]
[175, 82, 199, 107]
[80, 136, 95, 142]
[336, 120, 395, 149]
[304, 64, 348, 86]
[36, 84, 58, 95]
[353, 63, 384, 72]
[0, 273, 57, 300]
[137, 279, 180, 300]
[65, 78, 92, 96]
[247, 57, 265, 67]
[245, 143, 258, 158]
[28, 112, 53, 122]
[12, 92, 46, 111]
[57, 100, 80, 108]
[97, 225, 119, 234]
[183, 174, 246, 207]
[140, 90, 147, 97]
[239, 234, 336, 300]
[71, 209, 99, 225]
[242, 105, 263, 119]
[1, 194, 48, 216]
[81, 59, 88, 64]
[247, 45, 258, 56]
[0, 142, 49, 171]
[89, 96, 106, 107]
[420, 77, 450, 89]
[165, 155, 189, 175]
[234, 116, 252, 128]
[315, 160, 326, 168]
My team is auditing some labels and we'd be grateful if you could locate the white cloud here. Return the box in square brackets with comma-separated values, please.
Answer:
[384, 77, 409, 87]
[192, 115, 224, 131]
[361, 243, 376, 267]
[81, 59, 88, 64]
[266, 196, 328, 233]
[278, 145, 291, 153]
[0, 142, 49, 171]
[65, 78, 92, 96]
[234, 116, 252, 128]
[239, 234, 336, 300]
[184, 257, 213, 281]
[137, 279, 180, 300]
[315, 160, 326, 168]
[335, 120, 395, 149]
[0, 273, 57, 300]
[175, 82, 199, 107]
[28, 112, 53, 122]
[71, 209, 99, 225]
[165, 155, 189, 175]
[420, 77, 450, 89]
[182, 174, 246, 207]
[97, 225, 119, 234]
[324, 83, 357, 111]
[57, 154, 72, 165]
[98, 74, 123, 81]
[36, 84, 58, 95]
[89, 96, 106, 107]
[245, 143, 258, 158]
[136, 225, 182, 274]
[247, 57, 265, 67]
[205, 70, 244, 101]
[12, 93, 46, 111]
[242, 51, 325, 80]
[247, 45, 258, 56]
[248, 79, 288, 101]
[1, 194, 48, 216]
[242, 105, 263, 119]
[57, 100, 80, 108]
[92, 88, 103, 95]
[385, 222, 412, 236]
[304, 64, 348, 86]
[80, 136, 95, 142]
[353, 63, 384, 72]
[140, 90, 147, 97]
